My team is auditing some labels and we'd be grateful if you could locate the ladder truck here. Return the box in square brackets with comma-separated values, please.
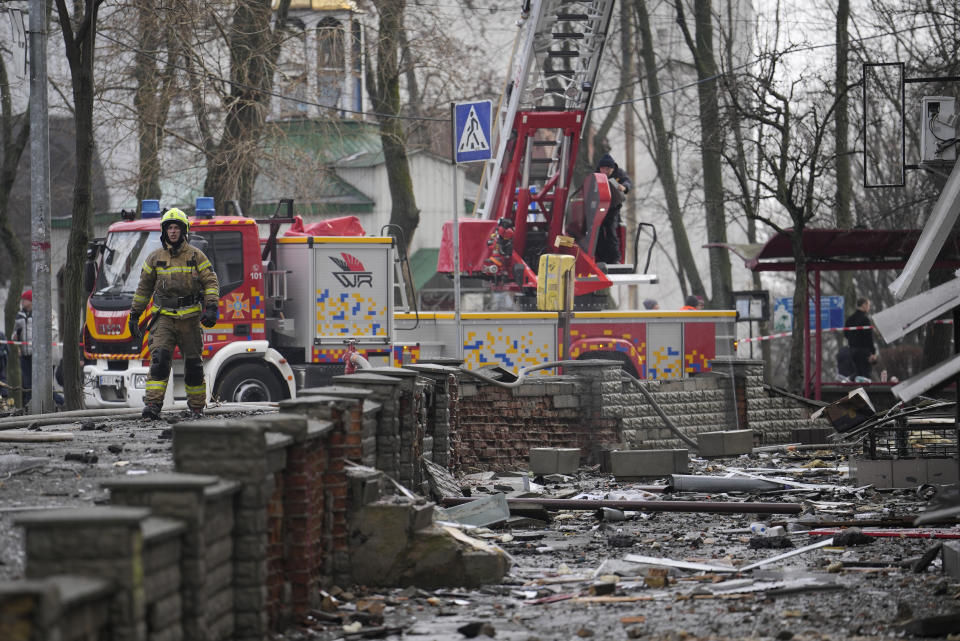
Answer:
[437, 0, 654, 307]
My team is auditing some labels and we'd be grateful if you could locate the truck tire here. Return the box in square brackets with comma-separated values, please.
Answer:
[577, 352, 639, 378]
[215, 362, 283, 403]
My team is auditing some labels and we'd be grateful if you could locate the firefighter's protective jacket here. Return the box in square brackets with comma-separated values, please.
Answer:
[131, 243, 220, 319]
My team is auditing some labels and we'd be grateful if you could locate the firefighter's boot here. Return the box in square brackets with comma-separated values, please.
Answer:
[142, 403, 162, 420]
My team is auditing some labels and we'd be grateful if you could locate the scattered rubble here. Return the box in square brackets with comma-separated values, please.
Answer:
[1, 406, 959, 641]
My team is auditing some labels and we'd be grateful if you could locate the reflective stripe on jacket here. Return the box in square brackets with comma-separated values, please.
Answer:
[131, 243, 220, 319]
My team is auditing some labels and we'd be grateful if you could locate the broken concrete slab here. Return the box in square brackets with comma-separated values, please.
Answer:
[943, 540, 960, 579]
[529, 448, 580, 475]
[850, 457, 960, 488]
[610, 449, 688, 480]
[348, 501, 510, 588]
[421, 457, 464, 501]
[439, 493, 510, 528]
[696, 430, 753, 458]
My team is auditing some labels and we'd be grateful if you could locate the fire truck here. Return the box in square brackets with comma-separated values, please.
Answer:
[81, 0, 736, 408]
[81, 198, 734, 409]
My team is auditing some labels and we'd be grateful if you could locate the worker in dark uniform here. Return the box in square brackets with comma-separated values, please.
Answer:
[0, 329, 7, 404]
[843, 297, 877, 382]
[595, 153, 632, 265]
[129, 208, 220, 420]
[12, 290, 32, 406]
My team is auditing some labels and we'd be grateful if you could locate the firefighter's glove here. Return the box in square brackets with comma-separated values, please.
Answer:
[200, 304, 218, 328]
[128, 312, 142, 340]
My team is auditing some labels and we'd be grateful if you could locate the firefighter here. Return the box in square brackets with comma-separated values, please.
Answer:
[595, 154, 632, 265]
[129, 208, 220, 420]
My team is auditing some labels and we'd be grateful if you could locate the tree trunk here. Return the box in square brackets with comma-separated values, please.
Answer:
[202, 0, 289, 213]
[677, 0, 731, 308]
[835, 0, 855, 311]
[0, 56, 29, 407]
[788, 229, 808, 392]
[635, 0, 706, 299]
[133, 0, 176, 205]
[55, 0, 102, 409]
[368, 0, 420, 253]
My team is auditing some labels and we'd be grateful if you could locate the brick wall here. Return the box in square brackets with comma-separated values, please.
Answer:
[452, 362, 622, 471]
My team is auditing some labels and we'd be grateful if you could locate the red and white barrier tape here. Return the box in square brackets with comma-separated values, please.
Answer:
[738, 325, 870, 346]
[0, 339, 64, 347]
[737, 319, 954, 347]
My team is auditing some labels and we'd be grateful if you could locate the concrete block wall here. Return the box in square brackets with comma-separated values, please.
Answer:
[142, 517, 187, 641]
[102, 473, 239, 641]
[329, 373, 404, 481]
[619, 379, 736, 450]
[360, 368, 425, 489]
[615, 359, 828, 450]
[404, 364, 459, 469]
[3, 401, 372, 641]
[0, 576, 114, 641]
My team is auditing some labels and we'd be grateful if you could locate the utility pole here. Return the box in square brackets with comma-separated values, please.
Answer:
[621, 0, 637, 309]
[29, 0, 53, 414]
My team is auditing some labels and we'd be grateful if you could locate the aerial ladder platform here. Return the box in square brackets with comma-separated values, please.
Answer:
[438, 0, 652, 304]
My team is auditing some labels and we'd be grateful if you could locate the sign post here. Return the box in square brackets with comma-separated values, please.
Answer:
[451, 100, 492, 359]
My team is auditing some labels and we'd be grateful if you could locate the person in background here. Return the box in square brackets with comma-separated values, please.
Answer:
[844, 297, 877, 382]
[680, 294, 700, 310]
[836, 345, 856, 383]
[642, 298, 659, 310]
[0, 329, 7, 403]
[12, 290, 33, 406]
[594, 153, 632, 265]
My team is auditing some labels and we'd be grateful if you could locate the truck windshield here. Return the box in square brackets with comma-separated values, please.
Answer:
[94, 231, 161, 296]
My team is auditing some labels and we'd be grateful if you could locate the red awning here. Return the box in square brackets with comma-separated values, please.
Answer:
[711, 228, 960, 272]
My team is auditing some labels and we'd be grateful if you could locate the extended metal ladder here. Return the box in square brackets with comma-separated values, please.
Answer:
[480, 0, 617, 223]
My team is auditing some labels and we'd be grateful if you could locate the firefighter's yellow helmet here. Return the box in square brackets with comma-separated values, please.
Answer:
[160, 207, 190, 232]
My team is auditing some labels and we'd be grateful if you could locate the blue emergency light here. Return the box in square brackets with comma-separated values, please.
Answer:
[195, 196, 216, 218]
[141, 199, 162, 218]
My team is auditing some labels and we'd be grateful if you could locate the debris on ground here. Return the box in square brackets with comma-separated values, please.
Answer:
[0, 408, 958, 641]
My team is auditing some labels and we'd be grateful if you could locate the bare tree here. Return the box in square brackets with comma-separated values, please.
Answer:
[718, 0, 770, 364]
[55, 0, 104, 409]
[132, 0, 179, 205]
[198, 0, 291, 213]
[364, 0, 420, 254]
[675, 0, 732, 308]
[833, 0, 856, 312]
[634, 0, 707, 301]
[0, 55, 30, 406]
[728, 41, 846, 390]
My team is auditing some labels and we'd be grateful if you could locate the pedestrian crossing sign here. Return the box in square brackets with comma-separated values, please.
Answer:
[454, 100, 492, 163]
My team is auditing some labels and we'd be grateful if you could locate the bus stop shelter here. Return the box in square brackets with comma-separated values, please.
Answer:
[714, 228, 960, 399]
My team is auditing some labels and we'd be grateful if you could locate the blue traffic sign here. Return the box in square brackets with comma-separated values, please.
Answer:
[454, 101, 492, 163]
[773, 296, 845, 332]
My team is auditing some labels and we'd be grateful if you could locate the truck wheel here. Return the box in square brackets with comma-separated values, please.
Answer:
[215, 363, 283, 403]
[578, 352, 639, 378]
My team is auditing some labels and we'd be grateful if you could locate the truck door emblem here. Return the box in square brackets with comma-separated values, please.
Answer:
[227, 292, 250, 319]
[330, 253, 373, 288]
